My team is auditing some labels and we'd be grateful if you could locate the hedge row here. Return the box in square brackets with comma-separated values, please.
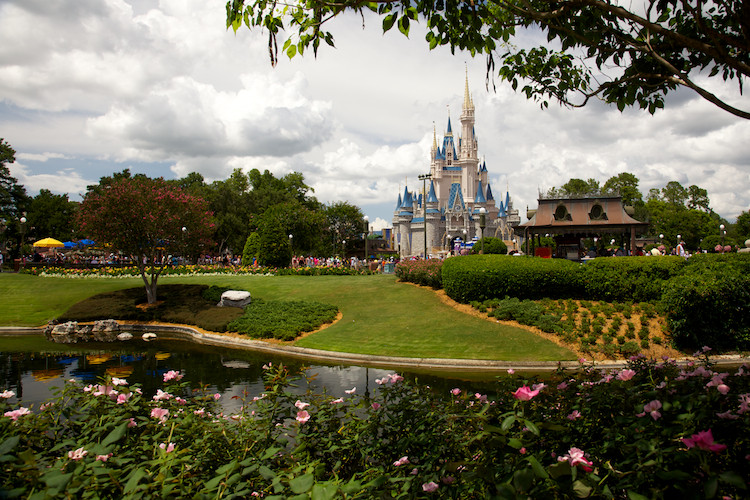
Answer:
[435, 254, 750, 350]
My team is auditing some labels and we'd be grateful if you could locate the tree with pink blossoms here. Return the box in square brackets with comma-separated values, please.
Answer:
[77, 176, 214, 303]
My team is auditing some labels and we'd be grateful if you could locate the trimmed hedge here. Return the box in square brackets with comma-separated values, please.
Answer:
[662, 267, 750, 349]
[581, 256, 686, 302]
[442, 255, 584, 303]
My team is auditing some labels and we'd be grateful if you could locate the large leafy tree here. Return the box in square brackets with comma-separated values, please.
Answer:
[227, 0, 750, 119]
[77, 177, 214, 303]
[205, 169, 253, 255]
[26, 190, 77, 242]
[322, 201, 364, 256]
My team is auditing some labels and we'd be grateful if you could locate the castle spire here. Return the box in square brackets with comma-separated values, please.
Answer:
[463, 66, 474, 112]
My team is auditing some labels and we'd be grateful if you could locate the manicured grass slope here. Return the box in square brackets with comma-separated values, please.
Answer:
[0, 273, 575, 361]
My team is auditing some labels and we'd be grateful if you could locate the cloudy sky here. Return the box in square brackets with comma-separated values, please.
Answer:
[2, 0, 748, 231]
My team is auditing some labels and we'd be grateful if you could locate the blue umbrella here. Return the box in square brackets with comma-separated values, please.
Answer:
[78, 239, 96, 247]
[63, 241, 76, 249]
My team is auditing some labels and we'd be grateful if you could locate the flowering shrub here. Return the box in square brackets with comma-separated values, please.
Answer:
[22, 263, 370, 278]
[395, 258, 443, 288]
[2, 352, 749, 498]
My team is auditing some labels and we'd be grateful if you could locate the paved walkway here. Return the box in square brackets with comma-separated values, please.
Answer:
[2, 325, 749, 373]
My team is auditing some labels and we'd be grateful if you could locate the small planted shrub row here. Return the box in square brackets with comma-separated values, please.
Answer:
[474, 298, 667, 358]
[394, 258, 443, 289]
[2, 356, 748, 498]
[227, 299, 339, 341]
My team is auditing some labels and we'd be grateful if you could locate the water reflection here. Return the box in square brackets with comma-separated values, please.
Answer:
[0, 335, 501, 413]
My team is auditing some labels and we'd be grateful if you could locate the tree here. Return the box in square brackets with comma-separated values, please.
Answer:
[687, 185, 711, 212]
[735, 211, 750, 244]
[255, 201, 326, 255]
[26, 190, 77, 242]
[602, 173, 643, 208]
[77, 177, 214, 303]
[205, 169, 253, 255]
[322, 201, 364, 256]
[472, 237, 507, 254]
[0, 138, 30, 257]
[227, 0, 750, 119]
[242, 232, 261, 266]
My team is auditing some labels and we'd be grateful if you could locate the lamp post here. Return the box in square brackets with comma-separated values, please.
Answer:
[479, 207, 486, 254]
[720, 224, 725, 245]
[18, 216, 27, 258]
[363, 216, 368, 262]
[288, 234, 293, 255]
[418, 173, 432, 259]
[447, 234, 451, 254]
[462, 229, 467, 253]
[181, 226, 187, 265]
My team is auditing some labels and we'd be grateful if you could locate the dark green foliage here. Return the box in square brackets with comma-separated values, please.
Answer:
[582, 256, 686, 302]
[227, 300, 338, 341]
[241, 232, 261, 266]
[471, 237, 507, 254]
[662, 267, 750, 349]
[257, 225, 292, 268]
[442, 255, 584, 303]
[58, 285, 245, 332]
[489, 297, 562, 333]
[201, 285, 231, 303]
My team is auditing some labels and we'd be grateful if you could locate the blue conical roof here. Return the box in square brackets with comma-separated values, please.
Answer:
[426, 180, 438, 203]
[486, 183, 494, 201]
[474, 181, 487, 203]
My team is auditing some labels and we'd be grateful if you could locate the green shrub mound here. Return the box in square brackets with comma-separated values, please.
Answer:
[227, 299, 339, 341]
[1, 357, 748, 498]
[442, 255, 584, 303]
[471, 236, 508, 254]
[581, 256, 685, 302]
[663, 267, 750, 349]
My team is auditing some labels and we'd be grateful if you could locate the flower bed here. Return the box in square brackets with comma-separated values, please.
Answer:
[2, 352, 748, 497]
[21, 264, 370, 278]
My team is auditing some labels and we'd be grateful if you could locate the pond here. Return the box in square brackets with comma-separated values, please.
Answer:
[0, 333, 505, 413]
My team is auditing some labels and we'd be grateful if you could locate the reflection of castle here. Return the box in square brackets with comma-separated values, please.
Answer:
[392, 76, 520, 257]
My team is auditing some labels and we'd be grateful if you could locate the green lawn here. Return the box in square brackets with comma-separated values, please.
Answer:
[0, 273, 575, 361]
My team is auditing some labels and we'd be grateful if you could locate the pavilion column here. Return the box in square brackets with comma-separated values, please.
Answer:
[630, 226, 636, 255]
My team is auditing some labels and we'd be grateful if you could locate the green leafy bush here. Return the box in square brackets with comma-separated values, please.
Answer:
[581, 256, 686, 302]
[471, 236, 508, 254]
[227, 300, 339, 341]
[442, 255, 584, 303]
[662, 267, 750, 349]
[4, 356, 747, 498]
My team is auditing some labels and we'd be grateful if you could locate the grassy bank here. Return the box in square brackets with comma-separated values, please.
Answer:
[0, 273, 575, 361]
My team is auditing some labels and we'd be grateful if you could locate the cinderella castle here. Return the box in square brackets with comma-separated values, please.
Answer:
[392, 77, 520, 257]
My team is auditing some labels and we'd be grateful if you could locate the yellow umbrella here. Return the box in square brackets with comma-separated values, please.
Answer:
[33, 237, 64, 248]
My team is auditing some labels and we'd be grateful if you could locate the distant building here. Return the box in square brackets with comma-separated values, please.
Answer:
[392, 76, 520, 257]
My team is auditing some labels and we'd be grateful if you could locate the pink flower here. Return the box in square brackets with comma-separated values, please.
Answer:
[163, 370, 183, 382]
[638, 400, 662, 420]
[371, 402, 381, 410]
[682, 429, 727, 453]
[507, 369, 515, 375]
[4, 407, 31, 421]
[475, 393, 488, 403]
[96, 453, 113, 462]
[111, 377, 128, 386]
[127, 417, 137, 428]
[159, 442, 176, 453]
[344, 387, 356, 394]
[616, 369, 636, 381]
[68, 447, 88, 460]
[519, 447, 527, 454]
[0, 390, 16, 398]
[450, 388, 461, 396]
[295, 400, 310, 410]
[213, 393, 221, 400]
[116, 393, 131, 404]
[331, 398, 344, 404]
[557, 382, 569, 390]
[153, 389, 172, 401]
[717, 384, 730, 395]
[512, 385, 540, 401]
[441, 476, 455, 484]
[194, 408, 205, 416]
[388, 373, 404, 383]
[150, 407, 169, 423]
[422, 481, 439, 493]
[393, 456, 410, 466]
[296, 410, 310, 423]
[567, 410, 582, 420]
[558, 447, 593, 471]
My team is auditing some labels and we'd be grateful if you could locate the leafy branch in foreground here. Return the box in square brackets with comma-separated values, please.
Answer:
[227, 0, 750, 119]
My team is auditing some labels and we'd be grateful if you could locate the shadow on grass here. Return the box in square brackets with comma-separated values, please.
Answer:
[57, 284, 244, 333]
